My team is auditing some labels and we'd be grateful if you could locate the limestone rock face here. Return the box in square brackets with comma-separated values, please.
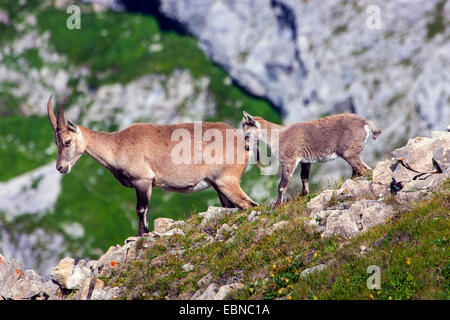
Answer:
[159, 0, 450, 172]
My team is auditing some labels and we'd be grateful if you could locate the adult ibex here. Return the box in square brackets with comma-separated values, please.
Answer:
[242, 112, 381, 206]
[47, 95, 257, 236]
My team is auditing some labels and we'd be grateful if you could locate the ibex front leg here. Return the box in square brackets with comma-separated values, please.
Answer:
[135, 180, 153, 236]
[275, 161, 297, 206]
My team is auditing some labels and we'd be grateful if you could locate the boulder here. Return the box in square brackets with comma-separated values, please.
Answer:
[321, 210, 360, 239]
[192, 283, 220, 300]
[300, 264, 326, 279]
[2, 269, 42, 300]
[49, 257, 91, 290]
[247, 210, 261, 222]
[197, 273, 214, 289]
[182, 263, 194, 272]
[215, 223, 233, 241]
[154, 218, 177, 233]
[391, 135, 445, 183]
[433, 147, 450, 173]
[214, 283, 244, 300]
[49, 257, 75, 289]
[335, 179, 372, 199]
[266, 221, 289, 235]
[90, 279, 121, 300]
[0, 254, 60, 300]
[199, 206, 238, 227]
[307, 190, 335, 213]
[321, 200, 393, 239]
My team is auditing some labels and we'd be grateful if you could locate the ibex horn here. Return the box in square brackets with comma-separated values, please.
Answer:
[47, 94, 57, 130]
[57, 93, 70, 130]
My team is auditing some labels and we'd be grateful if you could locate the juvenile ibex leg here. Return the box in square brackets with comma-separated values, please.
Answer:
[342, 155, 370, 178]
[275, 162, 296, 206]
[135, 180, 153, 236]
[300, 162, 311, 196]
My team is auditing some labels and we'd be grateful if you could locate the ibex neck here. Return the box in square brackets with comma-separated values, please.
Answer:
[257, 119, 284, 152]
[257, 118, 284, 131]
[79, 126, 118, 170]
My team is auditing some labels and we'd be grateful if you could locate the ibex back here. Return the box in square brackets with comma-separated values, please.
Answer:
[47, 95, 257, 236]
[242, 112, 381, 206]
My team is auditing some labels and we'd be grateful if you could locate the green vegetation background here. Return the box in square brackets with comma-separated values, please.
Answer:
[0, 2, 282, 261]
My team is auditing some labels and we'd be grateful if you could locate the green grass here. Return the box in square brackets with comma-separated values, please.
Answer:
[105, 179, 449, 300]
[0, 115, 56, 181]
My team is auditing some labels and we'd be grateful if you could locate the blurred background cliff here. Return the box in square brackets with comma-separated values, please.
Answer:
[0, 0, 449, 275]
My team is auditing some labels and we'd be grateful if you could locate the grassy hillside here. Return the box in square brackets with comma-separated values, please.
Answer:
[105, 179, 449, 300]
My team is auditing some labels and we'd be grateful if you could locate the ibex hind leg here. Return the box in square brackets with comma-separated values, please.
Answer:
[214, 178, 258, 209]
[341, 154, 370, 178]
[217, 191, 236, 208]
[300, 163, 311, 196]
[135, 179, 153, 236]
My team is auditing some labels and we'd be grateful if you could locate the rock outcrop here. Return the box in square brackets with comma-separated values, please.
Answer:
[308, 130, 449, 239]
[1, 130, 448, 300]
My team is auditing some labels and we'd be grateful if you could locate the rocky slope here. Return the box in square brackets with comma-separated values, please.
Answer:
[1, 129, 448, 300]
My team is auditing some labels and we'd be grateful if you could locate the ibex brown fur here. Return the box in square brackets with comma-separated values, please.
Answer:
[47, 95, 257, 236]
[242, 112, 381, 205]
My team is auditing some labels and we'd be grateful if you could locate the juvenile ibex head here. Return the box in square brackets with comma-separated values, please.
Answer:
[242, 111, 264, 140]
[47, 95, 86, 174]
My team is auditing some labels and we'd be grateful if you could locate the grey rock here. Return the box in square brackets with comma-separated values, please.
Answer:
[266, 221, 289, 235]
[433, 147, 450, 172]
[214, 283, 243, 300]
[197, 273, 214, 289]
[307, 190, 335, 214]
[322, 200, 393, 239]
[199, 206, 238, 227]
[193, 283, 220, 300]
[215, 223, 233, 241]
[49, 257, 75, 289]
[182, 263, 194, 272]
[247, 210, 261, 222]
[300, 264, 326, 279]
[153, 217, 177, 233]
[336, 179, 372, 199]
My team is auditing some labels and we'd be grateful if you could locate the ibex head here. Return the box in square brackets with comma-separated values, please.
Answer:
[47, 95, 86, 174]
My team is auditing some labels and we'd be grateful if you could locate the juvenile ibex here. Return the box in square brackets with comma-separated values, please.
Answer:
[242, 112, 381, 206]
[47, 95, 257, 236]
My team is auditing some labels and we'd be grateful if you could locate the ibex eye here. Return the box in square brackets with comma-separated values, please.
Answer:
[65, 139, 72, 147]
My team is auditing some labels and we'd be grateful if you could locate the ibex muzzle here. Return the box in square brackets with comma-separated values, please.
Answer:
[47, 95, 257, 236]
[242, 112, 381, 206]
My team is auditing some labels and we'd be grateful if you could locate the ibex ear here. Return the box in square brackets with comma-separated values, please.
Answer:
[242, 111, 256, 126]
[67, 119, 79, 133]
